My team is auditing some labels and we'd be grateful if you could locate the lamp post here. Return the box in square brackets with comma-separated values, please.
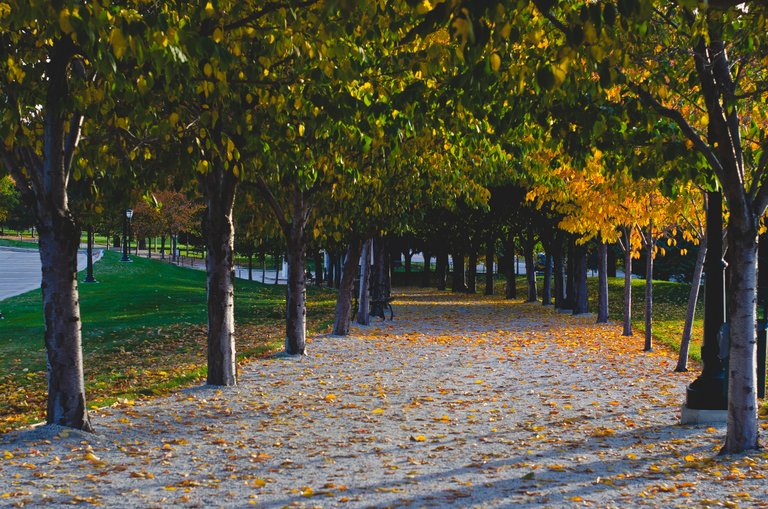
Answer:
[121, 208, 133, 262]
[84, 225, 96, 282]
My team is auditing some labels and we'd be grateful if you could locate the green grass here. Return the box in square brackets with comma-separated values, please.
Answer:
[0, 238, 38, 249]
[0, 250, 337, 431]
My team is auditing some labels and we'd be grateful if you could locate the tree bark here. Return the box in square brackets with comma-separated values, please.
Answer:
[644, 222, 654, 351]
[723, 217, 759, 453]
[358, 239, 373, 325]
[597, 242, 609, 323]
[203, 163, 238, 386]
[622, 229, 633, 336]
[332, 239, 362, 335]
[523, 226, 537, 302]
[676, 234, 707, 372]
[485, 236, 495, 296]
[314, 251, 324, 286]
[542, 252, 552, 305]
[607, 246, 617, 278]
[565, 239, 575, 309]
[435, 250, 448, 291]
[504, 232, 516, 299]
[467, 247, 477, 293]
[573, 243, 589, 315]
[247, 253, 253, 281]
[274, 253, 281, 284]
[403, 246, 412, 286]
[334, 254, 342, 288]
[451, 251, 467, 292]
[327, 252, 336, 288]
[553, 233, 565, 309]
[371, 236, 391, 304]
[422, 251, 432, 288]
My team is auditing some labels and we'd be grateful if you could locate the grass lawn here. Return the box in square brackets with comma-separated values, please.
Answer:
[0, 238, 38, 249]
[0, 250, 337, 432]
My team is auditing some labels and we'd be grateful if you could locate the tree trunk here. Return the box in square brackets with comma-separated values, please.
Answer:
[334, 254, 342, 288]
[622, 230, 633, 336]
[146, 237, 152, 258]
[542, 252, 552, 305]
[597, 242, 609, 323]
[676, 234, 707, 372]
[504, 232, 516, 299]
[485, 236, 495, 296]
[451, 251, 467, 293]
[565, 239, 575, 309]
[203, 164, 238, 386]
[404, 249, 412, 286]
[607, 246, 617, 278]
[553, 234, 565, 309]
[358, 239, 373, 325]
[435, 250, 448, 291]
[466, 247, 477, 293]
[371, 237, 391, 303]
[644, 223, 654, 351]
[1, 42, 95, 431]
[38, 213, 92, 430]
[248, 253, 253, 281]
[327, 252, 336, 288]
[261, 252, 266, 283]
[422, 251, 432, 288]
[332, 239, 362, 335]
[573, 243, 588, 315]
[314, 251, 324, 286]
[723, 217, 759, 453]
[84, 226, 96, 283]
[523, 228, 537, 302]
[274, 253, 281, 285]
[160, 234, 166, 259]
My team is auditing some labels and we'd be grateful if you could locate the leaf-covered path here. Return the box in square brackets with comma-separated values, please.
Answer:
[1, 289, 767, 508]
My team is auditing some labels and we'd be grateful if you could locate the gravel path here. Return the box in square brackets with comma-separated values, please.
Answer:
[1, 289, 767, 508]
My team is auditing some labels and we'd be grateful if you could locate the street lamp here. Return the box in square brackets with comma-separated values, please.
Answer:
[121, 208, 133, 262]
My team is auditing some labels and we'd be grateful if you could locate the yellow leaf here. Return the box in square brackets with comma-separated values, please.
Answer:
[298, 124, 305, 137]
[109, 28, 127, 59]
[59, 8, 74, 34]
[204, 2, 215, 16]
[252, 478, 267, 488]
[372, 408, 384, 414]
[213, 27, 224, 43]
[203, 63, 213, 77]
[325, 394, 337, 402]
[411, 435, 427, 442]
[490, 53, 501, 72]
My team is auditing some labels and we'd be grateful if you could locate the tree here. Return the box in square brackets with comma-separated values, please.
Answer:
[0, 3, 165, 430]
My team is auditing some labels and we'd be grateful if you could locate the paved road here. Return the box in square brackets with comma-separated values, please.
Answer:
[0, 247, 101, 302]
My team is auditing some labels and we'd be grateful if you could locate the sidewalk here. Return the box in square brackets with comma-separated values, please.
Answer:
[0, 246, 102, 302]
[0, 289, 761, 508]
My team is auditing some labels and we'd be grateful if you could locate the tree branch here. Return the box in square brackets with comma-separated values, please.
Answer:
[63, 58, 88, 178]
[223, 0, 321, 32]
[255, 176, 290, 233]
[627, 79, 726, 185]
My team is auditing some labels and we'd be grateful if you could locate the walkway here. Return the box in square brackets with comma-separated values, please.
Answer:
[0, 246, 102, 302]
[0, 290, 765, 508]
